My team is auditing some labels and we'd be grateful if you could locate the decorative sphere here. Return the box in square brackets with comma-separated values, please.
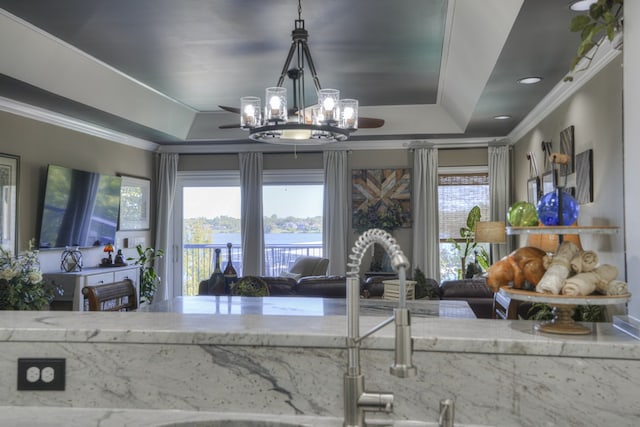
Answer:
[536, 191, 579, 226]
[507, 201, 539, 226]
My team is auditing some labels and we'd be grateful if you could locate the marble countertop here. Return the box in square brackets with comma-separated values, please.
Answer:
[1, 296, 639, 359]
[139, 296, 477, 318]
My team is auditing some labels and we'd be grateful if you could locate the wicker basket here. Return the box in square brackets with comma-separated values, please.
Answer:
[382, 279, 417, 301]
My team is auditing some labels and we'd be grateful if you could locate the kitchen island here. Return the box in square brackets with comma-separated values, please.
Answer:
[0, 297, 639, 426]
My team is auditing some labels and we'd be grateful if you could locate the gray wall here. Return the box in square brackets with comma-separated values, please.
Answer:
[0, 110, 155, 271]
[512, 56, 625, 276]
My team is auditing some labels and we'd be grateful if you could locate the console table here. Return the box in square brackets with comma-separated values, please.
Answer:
[43, 265, 140, 311]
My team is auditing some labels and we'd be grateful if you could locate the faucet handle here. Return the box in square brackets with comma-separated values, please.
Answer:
[358, 392, 394, 413]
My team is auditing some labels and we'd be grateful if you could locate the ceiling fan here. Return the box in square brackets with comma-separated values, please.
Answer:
[217, 0, 385, 138]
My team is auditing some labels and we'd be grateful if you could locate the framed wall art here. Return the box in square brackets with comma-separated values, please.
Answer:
[0, 153, 19, 255]
[118, 176, 151, 231]
[576, 149, 594, 204]
[527, 177, 540, 204]
[351, 168, 412, 231]
[541, 170, 556, 196]
[560, 125, 575, 174]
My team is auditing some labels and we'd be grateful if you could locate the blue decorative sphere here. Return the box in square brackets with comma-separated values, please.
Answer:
[536, 191, 579, 226]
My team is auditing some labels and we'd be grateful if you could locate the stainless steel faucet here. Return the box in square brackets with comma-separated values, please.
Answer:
[344, 229, 416, 427]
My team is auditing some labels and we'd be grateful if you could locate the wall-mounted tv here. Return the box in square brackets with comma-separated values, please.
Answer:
[37, 164, 122, 249]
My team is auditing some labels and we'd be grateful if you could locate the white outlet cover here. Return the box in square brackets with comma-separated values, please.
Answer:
[26, 366, 40, 383]
[41, 367, 55, 383]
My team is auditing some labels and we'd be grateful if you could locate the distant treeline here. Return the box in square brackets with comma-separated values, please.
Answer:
[184, 215, 322, 243]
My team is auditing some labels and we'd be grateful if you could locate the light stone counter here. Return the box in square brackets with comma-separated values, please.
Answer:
[1, 298, 638, 359]
[1, 298, 639, 426]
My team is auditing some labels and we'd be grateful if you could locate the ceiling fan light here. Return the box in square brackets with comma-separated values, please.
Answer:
[318, 88, 340, 123]
[282, 128, 313, 140]
[240, 96, 261, 128]
[265, 87, 287, 123]
[493, 115, 512, 120]
[339, 99, 358, 129]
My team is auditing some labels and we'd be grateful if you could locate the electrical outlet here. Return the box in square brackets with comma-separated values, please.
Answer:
[17, 358, 66, 391]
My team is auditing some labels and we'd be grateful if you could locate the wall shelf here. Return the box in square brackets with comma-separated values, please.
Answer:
[506, 226, 619, 235]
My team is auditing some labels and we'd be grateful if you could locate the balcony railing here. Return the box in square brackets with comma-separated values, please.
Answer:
[182, 243, 323, 296]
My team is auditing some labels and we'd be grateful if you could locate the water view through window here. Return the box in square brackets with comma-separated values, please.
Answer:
[181, 184, 323, 295]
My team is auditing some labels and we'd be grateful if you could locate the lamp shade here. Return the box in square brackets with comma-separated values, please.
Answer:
[475, 221, 506, 244]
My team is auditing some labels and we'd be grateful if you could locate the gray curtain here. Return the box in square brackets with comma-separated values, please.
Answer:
[489, 144, 510, 261]
[239, 152, 264, 275]
[322, 150, 348, 275]
[154, 152, 179, 302]
[412, 147, 440, 283]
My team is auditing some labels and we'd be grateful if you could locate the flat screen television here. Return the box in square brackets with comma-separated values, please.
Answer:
[37, 164, 122, 249]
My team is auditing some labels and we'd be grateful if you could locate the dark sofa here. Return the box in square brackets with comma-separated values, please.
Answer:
[437, 278, 495, 319]
[363, 275, 495, 319]
[199, 275, 353, 298]
[199, 274, 496, 319]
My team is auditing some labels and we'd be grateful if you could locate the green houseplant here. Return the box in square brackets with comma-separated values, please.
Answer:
[566, 0, 623, 81]
[447, 206, 489, 279]
[128, 245, 164, 304]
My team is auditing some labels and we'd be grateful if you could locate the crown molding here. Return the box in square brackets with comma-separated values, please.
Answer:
[507, 40, 622, 143]
[0, 96, 158, 151]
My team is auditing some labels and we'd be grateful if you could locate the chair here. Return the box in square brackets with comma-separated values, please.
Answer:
[284, 256, 329, 279]
[81, 280, 138, 311]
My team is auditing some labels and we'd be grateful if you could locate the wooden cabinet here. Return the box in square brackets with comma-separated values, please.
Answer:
[44, 265, 140, 311]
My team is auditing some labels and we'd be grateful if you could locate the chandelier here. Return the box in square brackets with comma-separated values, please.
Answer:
[240, 0, 358, 145]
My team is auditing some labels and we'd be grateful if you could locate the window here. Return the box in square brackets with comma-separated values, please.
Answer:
[438, 167, 490, 281]
[262, 170, 324, 275]
[172, 169, 324, 296]
[174, 172, 241, 296]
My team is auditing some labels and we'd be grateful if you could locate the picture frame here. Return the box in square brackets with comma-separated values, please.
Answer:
[118, 176, 150, 231]
[541, 170, 556, 196]
[351, 168, 412, 230]
[527, 177, 540, 204]
[576, 149, 594, 204]
[560, 125, 575, 174]
[0, 153, 19, 255]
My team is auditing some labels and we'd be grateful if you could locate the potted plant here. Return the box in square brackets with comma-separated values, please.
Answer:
[566, 0, 623, 81]
[128, 245, 164, 305]
[447, 206, 489, 279]
[0, 241, 61, 310]
[413, 267, 440, 300]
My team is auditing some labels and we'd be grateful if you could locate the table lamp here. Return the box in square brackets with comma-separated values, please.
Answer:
[474, 221, 506, 264]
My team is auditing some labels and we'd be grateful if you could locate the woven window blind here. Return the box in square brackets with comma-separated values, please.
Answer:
[438, 173, 490, 241]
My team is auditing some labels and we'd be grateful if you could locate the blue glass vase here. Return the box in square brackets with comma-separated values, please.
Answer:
[537, 191, 579, 226]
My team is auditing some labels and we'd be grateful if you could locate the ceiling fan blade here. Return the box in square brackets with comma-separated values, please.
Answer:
[219, 105, 241, 114]
[358, 117, 385, 128]
[219, 123, 240, 129]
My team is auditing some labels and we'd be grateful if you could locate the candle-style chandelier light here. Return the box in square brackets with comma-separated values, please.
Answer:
[239, 0, 359, 145]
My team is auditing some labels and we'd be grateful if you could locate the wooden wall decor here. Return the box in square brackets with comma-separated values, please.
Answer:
[351, 168, 412, 230]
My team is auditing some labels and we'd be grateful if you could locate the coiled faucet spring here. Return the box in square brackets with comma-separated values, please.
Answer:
[346, 228, 409, 279]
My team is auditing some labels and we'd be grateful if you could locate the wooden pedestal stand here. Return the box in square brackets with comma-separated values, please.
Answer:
[499, 288, 631, 335]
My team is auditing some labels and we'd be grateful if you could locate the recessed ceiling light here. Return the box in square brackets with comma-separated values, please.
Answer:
[570, 0, 597, 12]
[517, 76, 543, 84]
[494, 115, 512, 120]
